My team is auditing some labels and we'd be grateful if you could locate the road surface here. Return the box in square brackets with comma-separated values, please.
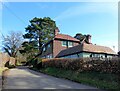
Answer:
[3, 66, 101, 90]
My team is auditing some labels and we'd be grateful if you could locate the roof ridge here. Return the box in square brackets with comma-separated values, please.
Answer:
[55, 33, 80, 42]
[85, 43, 112, 48]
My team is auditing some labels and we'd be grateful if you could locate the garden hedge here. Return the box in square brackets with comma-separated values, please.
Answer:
[41, 57, 120, 74]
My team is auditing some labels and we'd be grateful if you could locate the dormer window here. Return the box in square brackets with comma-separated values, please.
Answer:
[68, 41, 73, 47]
[62, 41, 67, 46]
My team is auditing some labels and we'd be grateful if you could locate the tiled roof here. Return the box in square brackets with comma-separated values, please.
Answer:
[56, 43, 117, 57]
[83, 43, 116, 54]
[55, 34, 80, 42]
[56, 44, 83, 57]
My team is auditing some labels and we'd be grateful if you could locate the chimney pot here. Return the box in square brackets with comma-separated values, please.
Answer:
[87, 34, 91, 44]
[55, 27, 60, 36]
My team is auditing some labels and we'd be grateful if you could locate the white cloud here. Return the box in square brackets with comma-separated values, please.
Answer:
[54, 2, 118, 21]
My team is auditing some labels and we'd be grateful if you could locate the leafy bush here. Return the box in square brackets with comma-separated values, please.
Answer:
[27, 57, 42, 69]
[8, 65, 16, 69]
[35, 58, 42, 70]
[42, 57, 120, 74]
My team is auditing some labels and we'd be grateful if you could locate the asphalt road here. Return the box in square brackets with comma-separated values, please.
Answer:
[3, 66, 101, 90]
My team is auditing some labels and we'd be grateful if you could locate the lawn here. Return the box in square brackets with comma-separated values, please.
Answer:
[34, 67, 119, 90]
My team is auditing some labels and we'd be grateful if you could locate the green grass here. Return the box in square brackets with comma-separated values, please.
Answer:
[38, 67, 119, 90]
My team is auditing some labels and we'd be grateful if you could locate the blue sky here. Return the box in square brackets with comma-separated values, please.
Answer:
[0, 1, 118, 52]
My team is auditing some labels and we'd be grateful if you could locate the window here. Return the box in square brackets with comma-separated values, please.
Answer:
[77, 53, 83, 58]
[68, 41, 73, 47]
[48, 44, 50, 48]
[62, 41, 67, 46]
[42, 56, 45, 58]
[71, 54, 78, 58]
[105, 54, 107, 58]
[43, 47, 46, 52]
[46, 54, 52, 58]
[95, 54, 100, 57]
[90, 54, 92, 57]
[47, 55, 50, 58]
[49, 55, 52, 58]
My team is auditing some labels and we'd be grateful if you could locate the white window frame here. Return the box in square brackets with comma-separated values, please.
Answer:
[68, 41, 73, 47]
[62, 41, 67, 46]
[48, 44, 50, 48]
[43, 47, 46, 52]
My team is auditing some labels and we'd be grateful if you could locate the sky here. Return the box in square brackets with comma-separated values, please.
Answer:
[0, 0, 119, 53]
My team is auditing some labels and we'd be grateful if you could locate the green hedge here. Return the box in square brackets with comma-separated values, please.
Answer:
[27, 57, 42, 69]
[42, 58, 120, 74]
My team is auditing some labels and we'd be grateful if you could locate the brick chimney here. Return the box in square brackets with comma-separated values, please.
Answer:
[86, 34, 92, 44]
[54, 27, 60, 36]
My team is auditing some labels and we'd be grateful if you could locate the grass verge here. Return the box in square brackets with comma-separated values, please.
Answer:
[32, 67, 119, 90]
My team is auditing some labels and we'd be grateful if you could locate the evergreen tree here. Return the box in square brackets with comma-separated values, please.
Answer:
[21, 17, 56, 60]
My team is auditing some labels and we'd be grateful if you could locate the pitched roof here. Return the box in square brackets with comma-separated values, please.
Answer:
[56, 43, 117, 57]
[55, 34, 80, 42]
[56, 44, 82, 57]
[83, 43, 116, 54]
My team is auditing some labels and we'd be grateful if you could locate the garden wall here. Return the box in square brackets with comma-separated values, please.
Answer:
[0, 53, 16, 67]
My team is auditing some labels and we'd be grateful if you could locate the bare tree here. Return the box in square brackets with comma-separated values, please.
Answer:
[2, 31, 23, 58]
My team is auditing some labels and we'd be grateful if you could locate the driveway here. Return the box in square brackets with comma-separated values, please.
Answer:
[3, 66, 101, 89]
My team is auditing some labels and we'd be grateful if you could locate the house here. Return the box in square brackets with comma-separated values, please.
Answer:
[118, 51, 120, 57]
[56, 43, 117, 58]
[40, 28, 80, 58]
[41, 28, 117, 58]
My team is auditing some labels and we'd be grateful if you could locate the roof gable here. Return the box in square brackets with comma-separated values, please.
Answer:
[55, 34, 80, 42]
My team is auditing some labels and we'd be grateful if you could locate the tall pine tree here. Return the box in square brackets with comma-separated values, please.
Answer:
[21, 17, 56, 60]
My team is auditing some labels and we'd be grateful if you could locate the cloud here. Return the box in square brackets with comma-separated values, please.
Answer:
[54, 2, 118, 21]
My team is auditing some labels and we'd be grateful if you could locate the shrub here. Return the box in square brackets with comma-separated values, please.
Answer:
[36, 58, 42, 70]
[41, 57, 120, 74]
[27, 57, 43, 69]
[8, 65, 16, 69]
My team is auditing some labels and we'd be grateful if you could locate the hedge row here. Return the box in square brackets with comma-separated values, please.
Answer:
[41, 58, 120, 74]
